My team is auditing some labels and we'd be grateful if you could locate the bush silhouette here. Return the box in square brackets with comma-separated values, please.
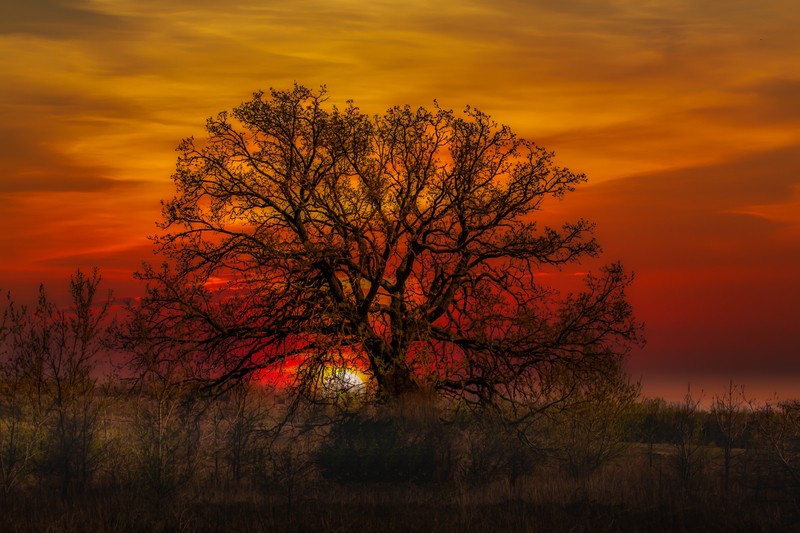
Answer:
[318, 413, 438, 484]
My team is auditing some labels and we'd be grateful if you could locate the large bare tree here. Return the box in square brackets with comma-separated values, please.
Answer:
[136, 85, 642, 404]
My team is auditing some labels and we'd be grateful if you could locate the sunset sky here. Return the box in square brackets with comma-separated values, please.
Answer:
[2, 0, 799, 401]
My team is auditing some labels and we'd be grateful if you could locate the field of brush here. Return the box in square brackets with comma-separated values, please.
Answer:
[2, 384, 799, 532]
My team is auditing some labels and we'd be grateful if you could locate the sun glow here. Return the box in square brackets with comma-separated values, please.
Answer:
[321, 366, 367, 395]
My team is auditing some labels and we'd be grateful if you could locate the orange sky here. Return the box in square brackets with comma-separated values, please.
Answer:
[2, 0, 799, 401]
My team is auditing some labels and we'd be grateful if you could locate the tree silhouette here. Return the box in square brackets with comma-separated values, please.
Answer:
[136, 85, 641, 403]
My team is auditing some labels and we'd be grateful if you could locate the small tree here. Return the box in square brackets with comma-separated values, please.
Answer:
[134, 84, 641, 419]
[206, 378, 270, 486]
[117, 313, 203, 505]
[711, 380, 747, 489]
[669, 385, 707, 492]
[0, 292, 47, 496]
[541, 373, 639, 480]
[0, 270, 111, 498]
[753, 400, 800, 499]
[630, 396, 669, 466]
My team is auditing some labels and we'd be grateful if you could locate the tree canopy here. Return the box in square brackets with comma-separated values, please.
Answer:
[136, 85, 642, 406]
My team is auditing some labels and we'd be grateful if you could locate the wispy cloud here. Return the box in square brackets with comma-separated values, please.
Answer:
[0, 0, 130, 38]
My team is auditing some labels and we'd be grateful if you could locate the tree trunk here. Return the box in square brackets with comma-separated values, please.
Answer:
[362, 332, 419, 399]
[380, 366, 419, 399]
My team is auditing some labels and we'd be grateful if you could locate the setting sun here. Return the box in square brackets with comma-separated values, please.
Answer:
[322, 366, 368, 395]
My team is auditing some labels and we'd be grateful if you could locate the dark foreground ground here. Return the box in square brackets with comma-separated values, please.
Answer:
[3, 452, 799, 533]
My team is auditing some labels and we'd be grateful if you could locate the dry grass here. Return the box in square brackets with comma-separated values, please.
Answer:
[3, 389, 800, 532]
[2, 447, 798, 533]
